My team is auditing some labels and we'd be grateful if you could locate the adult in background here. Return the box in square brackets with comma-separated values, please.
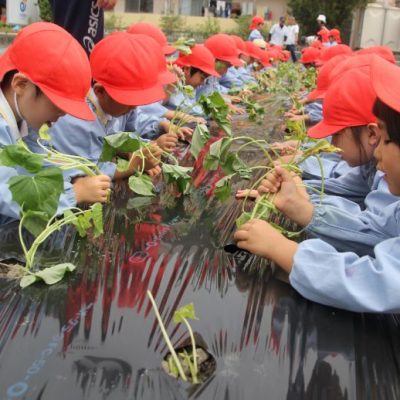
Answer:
[269, 16, 288, 46]
[50, 0, 117, 55]
[285, 16, 299, 62]
[248, 16, 265, 41]
[316, 14, 329, 33]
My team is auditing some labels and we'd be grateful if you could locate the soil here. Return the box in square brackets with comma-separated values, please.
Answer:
[0, 260, 25, 280]
[161, 346, 217, 384]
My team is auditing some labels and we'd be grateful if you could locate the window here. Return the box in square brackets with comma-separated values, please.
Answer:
[125, 0, 154, 13]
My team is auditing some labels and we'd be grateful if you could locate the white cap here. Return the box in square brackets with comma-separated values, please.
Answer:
[317, 14, 327, 23]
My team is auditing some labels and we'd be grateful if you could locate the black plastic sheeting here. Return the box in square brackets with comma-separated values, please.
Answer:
[0, 98, 400, 400]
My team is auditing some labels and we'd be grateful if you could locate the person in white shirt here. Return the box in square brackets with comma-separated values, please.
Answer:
[284, 16, 299, 62]
[269, 16, 288, 46]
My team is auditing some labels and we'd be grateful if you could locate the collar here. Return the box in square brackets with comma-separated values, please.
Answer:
[0, 88, 28, 141]
[87, 88, 113, 126]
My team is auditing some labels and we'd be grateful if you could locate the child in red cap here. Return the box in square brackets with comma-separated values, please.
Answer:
[166, 44, 220, 116]
[248, 16, 265, 41]
[0, 22, 111, 224]
[234, 58, 400, 313]
[25, 32, 177, 182]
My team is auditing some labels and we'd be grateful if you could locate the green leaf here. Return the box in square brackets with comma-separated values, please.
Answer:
[116, 158, 130, 172]
[20, 263, 77, 288]
[214, 175, 233, 202]
[162, 164, 193, 194]
[190, 124, 210, 159]
[173, 303, 198, 324]
[38, 124, 51, 141]
[0, 143, 45, 173]
[183, 85, 195, 97]
[90, 203, 104, 238]
[22, 210, 49, 237]
[236, 212, 252, 228]
[100, 132, 143, 162]
[9, 167, 64, 216]
[221, 154, 251, 179]
[128, 174, 155, 197]
[126, 196, 154, 210]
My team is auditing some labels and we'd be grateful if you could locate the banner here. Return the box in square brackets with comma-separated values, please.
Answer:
[6, 0, 40, 25]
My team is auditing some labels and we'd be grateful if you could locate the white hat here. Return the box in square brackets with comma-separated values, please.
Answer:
[317, 14, 327, 23]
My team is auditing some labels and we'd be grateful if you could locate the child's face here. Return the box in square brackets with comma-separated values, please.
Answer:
[94, 84, 135, 117]
[331, 125, 378, 167]
[240, 54, 251, 64]
[184, 68, 208, 88]
[374, 119, 400, 195]
[13, 75, 65, 129]
[215, 60, 230, 75]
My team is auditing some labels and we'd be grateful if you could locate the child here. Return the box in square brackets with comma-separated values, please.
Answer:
[127, 22, 176, 56]
[25, 32, 175, 179]
[165, 44, 220, 115]
[0, 22, 111, 225]
[299, 47, 321, 68]
[248, 16, 265, 41]
[234, 58, 400, 312]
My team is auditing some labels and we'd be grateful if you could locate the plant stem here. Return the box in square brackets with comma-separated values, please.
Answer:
[146, 290, 187, 381]
[182, 317, 198, 383]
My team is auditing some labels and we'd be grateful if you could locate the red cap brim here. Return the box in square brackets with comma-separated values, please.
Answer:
[200, 66, 221, 78]
[308, 120, 344, 139]
[102, 81, 166, 106]
[41, 86, 95, 121]
[220, 55, 242, 67]
[0, 48, 15, 81]
[163, 44, 177, 55]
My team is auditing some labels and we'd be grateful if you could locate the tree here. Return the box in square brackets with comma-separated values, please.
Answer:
[288, 0, 368, 42]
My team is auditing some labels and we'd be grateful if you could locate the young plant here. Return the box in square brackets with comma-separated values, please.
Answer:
[99, 132, 193, 196]
[0, 143, 103, 287]
[198, 92, 232, 136]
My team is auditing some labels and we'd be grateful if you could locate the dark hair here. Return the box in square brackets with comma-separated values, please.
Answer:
[1, 69, 43, 97]
[189, 67, 202, 76]
[350, 125, 368, 164]
[373, 98, 400, 146]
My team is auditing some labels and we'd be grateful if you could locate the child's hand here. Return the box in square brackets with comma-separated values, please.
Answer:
[177, 126, 193, 140]
[146, 165, 162, 177]
[155, 133, 178, 152]
[288, 114, 309, 122]
[228, 104, 246, 115]
[234, 219, 297, 273]
[235, 189, 260, 200]
[74, 175, 111, 204]
[142, 144, 162, 170]
[189, 116, 207, 125]
[271, 140, 300, 155]
[258, 166, 313, 226]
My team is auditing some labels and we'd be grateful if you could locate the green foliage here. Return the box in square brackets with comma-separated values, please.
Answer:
[104, 12, 124, 32]
[173, 303, 198, 324]
[20, 263, 76, 288]
[100, 132, 143, 162]
[214, 175, 234, 201]
[160, 14, 187, 36]
[129, 174, 155, 197]
[162, 164, 193, 194]
[195, 17, 221, 39]
[38, 0, 53, 22]
[226, 15, 271, 40]
[173, 38, 196, 55]
[288, 0, 368, 39]
[190, 124, 211, 159]
[198, 93, 231, 136]
[0, 143, 45, 173]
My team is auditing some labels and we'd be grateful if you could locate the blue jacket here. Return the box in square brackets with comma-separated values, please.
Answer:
[304, 100, 323, 125]
[196, 76, 230, 98]
[248, 29, 263, 41]
[165, 88, 205, 116]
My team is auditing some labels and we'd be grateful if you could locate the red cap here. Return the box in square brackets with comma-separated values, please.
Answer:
[356, 46, 396, 64]
[258, 50, 272, 67]
[245, 41, 262, 60]
[204, 34, 242, 67]
[90, 32, 167, 106]
[250, 16, 265, 31]
[281, 50, 290, 62]
[311, 40, 323, 49]
[318, 29, 330, 42]
[127, 22, 176, 55]
[329, 54, 385, 85]
[371, 55, 400, 112]
[308, 68, 376, 139]
[329, 29, 341, 43]
[299, 47, 321, 64]
[231, 35, 249, 56]
[0, 22, 94, 121]
[318, 44, 353, 65]
[176, 44, 220, 77]
[307, 54, 351, 101]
